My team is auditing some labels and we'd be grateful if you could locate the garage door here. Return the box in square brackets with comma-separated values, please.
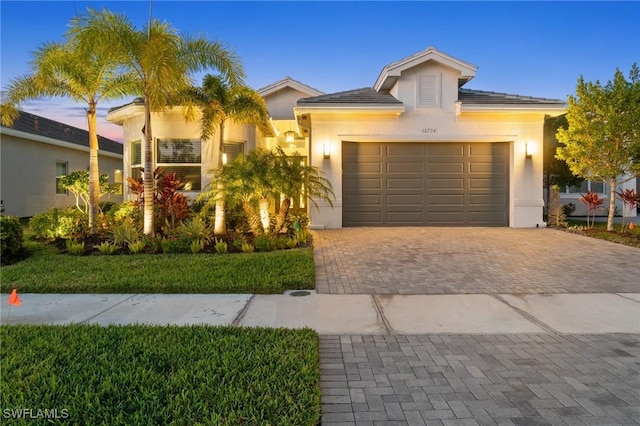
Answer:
[342, 142, 509, 226]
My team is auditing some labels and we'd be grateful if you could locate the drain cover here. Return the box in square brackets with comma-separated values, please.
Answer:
[289, 290, 311, 297]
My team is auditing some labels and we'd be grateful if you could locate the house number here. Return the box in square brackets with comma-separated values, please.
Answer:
[421, 128, 437, 134]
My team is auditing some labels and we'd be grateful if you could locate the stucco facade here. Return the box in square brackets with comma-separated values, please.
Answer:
[107, 47, 568, 228]
[1, 111, 123, 218]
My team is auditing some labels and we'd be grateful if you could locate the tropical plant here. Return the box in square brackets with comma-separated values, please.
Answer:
[616, 188, 640, 232]
[176, 217, 211, 243]
[187, 74, 271, 235]
[580, 191, 606, 229]
[97, 241, 118, 255]
[58, 171, 120, 214]
[1, 15, 138, 233]
[128, 240, 146, 254]
[70, 8, 245, 236]
[189, 239, 205, 254]
[214, 238, 228, 254]
[556, 63, 640, 231]
[547, 185, 567, 228]
[271, 147, 334, 235]
[65, 239, 85, 256]
[111, 221, 141, 247]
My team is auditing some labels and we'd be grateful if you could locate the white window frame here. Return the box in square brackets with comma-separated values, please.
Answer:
[565, 180, 607, 195]
[156, 138, 202, 191]
[55, 161, 68, 195]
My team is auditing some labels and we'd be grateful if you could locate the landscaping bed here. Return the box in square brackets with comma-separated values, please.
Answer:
[0, 324, 320, 425]
[564, 219, 640, 248]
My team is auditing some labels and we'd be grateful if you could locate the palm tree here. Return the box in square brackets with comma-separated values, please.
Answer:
[1, 28, 137, 233]
[70, 9, 245, 235]
[271, 147, 334, 234]
[188, 74, 271, 234]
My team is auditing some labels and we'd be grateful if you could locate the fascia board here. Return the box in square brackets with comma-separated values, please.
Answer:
[460, 104, 566, 116]
[0, 127, 123, 159]
[106, 103, 145, 125]
[294, 105, 405, 115]
[259, 79, 324, 98]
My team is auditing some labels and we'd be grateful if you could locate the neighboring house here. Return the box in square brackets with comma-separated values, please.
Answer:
[0, 110, 123, 218]
[107, 47, 567, 228]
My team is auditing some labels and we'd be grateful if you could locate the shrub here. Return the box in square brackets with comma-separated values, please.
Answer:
[65, 239, 85, 256]
[176, 217, 211, 243]
[29, 208, 88, 239]
[253, 234, 275, 252]
[111, 221, 141, 247]
[580, 191, 606, 228]
[97, 241, 118, 255]
[128, 240, 146, 254]
[189, 239, 204, 254]
[214, 238, 228, 254]
[0, 215, 23, 261]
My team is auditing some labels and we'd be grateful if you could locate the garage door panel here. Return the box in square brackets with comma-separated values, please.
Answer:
[343, 142, 509, 226]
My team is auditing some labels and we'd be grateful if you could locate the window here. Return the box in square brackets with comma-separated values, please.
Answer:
[156, 138, 201, 190]
[417, 74, 441, 107]
[223, 141, 245, 164]
[130, 140, 142, 182]
[567, 180, 605, 194]
[56, 161, 68, 194]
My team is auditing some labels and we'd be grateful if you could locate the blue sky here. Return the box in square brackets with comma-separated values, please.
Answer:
[1, 1, 639, 142]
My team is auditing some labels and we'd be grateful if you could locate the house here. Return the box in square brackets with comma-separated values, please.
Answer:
[107, 47, 567, 228]
[0, 110, 123, 217]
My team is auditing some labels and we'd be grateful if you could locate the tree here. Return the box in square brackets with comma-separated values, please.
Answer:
[188, 74, 271, 234]
[556, 63, 640, 231]
[70, 9, 245, 235]
[58, 170, 120, 213]
[271, 147, 334, 234]
[1, 22, 137, 233]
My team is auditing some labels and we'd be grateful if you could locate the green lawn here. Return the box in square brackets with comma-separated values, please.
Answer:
[0, 243, 315, 294]
[566, 219, 640, 248]
[0, 325, 320, 425]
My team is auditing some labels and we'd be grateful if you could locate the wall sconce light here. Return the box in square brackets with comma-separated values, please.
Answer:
[525, 142, 537, 158]
[221, 153, 228, 165]
[323, 142, 331, 159]
[284, 130, 296, 145]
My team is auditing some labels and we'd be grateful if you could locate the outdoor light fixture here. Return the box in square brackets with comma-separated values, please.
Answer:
[525, 142, 537, 158]
[222, 153, 228, 165]
[323, 142, 331, 159]
[284, 130, 296, 145]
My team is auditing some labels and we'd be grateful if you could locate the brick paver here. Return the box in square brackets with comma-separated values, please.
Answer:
[312, 227, 640, 294]
[320, 334, 640, 426]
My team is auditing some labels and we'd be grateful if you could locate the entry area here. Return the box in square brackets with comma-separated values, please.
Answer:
[342, 142, 509, 226]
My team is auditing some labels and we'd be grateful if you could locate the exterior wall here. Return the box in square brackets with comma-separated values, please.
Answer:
[306, 110, 547, 229]
[265, 88, 312, 120]
[0, 132, 123, 217]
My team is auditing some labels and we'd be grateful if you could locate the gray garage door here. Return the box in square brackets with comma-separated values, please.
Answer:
[343, 142, 509, 226]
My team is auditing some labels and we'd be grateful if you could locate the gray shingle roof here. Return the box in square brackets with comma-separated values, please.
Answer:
[5, 110, 123, 155]
[458, 89, 565, 105]
[298, 87, 403, 106]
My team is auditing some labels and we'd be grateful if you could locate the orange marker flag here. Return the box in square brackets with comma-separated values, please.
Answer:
[8, 289, 21, 306]
[630, 223, 635, 230]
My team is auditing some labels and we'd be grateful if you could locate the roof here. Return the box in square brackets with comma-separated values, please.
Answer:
[257, 77, 324, 98]
[374, 46, 477, 92]
[297, 87, 404, 106]
[458, 89, 565, 105]
[4, 110, 123, 155]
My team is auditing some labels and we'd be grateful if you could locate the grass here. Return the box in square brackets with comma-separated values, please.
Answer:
[0, 324, 320, 425]
[0, 242, 315, 294]
[565, 219, 640, 248]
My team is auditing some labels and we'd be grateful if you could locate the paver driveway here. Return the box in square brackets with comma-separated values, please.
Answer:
[312, 227, 639, 294]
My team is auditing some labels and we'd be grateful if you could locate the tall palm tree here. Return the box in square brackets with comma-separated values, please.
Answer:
[70, 9, 245, 235]
[1, 29, 137, 233]
[189, 74, 271, 234]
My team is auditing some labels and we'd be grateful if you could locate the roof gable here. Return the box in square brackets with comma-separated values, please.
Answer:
[374, 46, 477, 92]
[3, 110, 123, 155]
[258, 77, 324, 99]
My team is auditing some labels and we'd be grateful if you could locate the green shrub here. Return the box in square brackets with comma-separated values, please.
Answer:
[0, 215, 23, 261]
[65, 239, 85, 256]
[29, 208, 60, 239]
[97, 241, 118, 255]
[214, 238, 228, 254]
[128, 240, 146, 254]
[189, 239, 204, 254]
[253, 234, 275, 252]
[111, 221, 141, 247]
[176, 217, 211, 242]
[29, 208, 88, 239]
[1, 325, 321, 425]
[241, 241, 255, 253]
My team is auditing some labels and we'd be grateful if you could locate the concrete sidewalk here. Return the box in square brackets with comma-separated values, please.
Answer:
[2, 292, 639, 334]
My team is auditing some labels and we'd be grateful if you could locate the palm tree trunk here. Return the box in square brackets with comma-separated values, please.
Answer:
[213, 122, 227, 234]
[86, 107, 99, 233]
[607, 178, 617, 231]
[143, 96, 154, 236]
[242, 200, 263, 235]
[259, 197, 271, 233]
[272, 198, 291, 235]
